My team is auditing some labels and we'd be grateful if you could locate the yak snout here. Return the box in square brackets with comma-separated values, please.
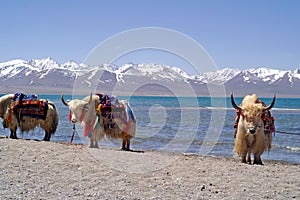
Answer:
[249, 127, 256, 134]
[69, 112, 78, 124]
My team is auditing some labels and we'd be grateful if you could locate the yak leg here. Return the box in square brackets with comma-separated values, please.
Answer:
[121, 137, 127, 150]
[121, 134, 130, 151]
[10, 129, 18, 139]
[89, 138, 93, 148]
[241, 148, 248, 163]
[43, 131, 51, 141]
[241, 153, 247, 163]
[89, 138, 98, 148]
[126, 136, 131, 150]
[246, 152, 251, 164]
[253, 154, 263, 165]
[246, 147, 252, 164]
[93, 140, 99, 148]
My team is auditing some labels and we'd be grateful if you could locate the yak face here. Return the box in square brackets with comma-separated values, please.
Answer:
[231, 93, 276, 135]
[0, 94, 14, 118]
[241, 104, 264, 134]
[69, 100, 90, 123]
[62, 94, 97, 125]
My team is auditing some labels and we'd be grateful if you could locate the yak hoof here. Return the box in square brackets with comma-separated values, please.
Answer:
[121, 147, 130, 151]
[253, 160, 264, 165]
[43, 138, 50, 141]
[10, 134, 18, 139]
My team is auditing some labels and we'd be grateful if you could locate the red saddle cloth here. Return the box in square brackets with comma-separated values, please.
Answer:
[11, 93, 49, 120]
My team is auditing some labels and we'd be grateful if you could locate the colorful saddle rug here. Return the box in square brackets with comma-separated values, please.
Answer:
[83, 93, 135, 138]
[11, 93, 49, 120]
[96, 93, 120, 118]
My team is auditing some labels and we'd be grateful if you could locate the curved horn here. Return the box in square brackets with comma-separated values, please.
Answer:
[88, 93, 93, 104]
[231, 93, 242, 111]
[264, 94, 276, 111]
[61, 93, 69, 106]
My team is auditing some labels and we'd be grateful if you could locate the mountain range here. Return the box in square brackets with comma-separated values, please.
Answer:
[0, 57, 299, 97]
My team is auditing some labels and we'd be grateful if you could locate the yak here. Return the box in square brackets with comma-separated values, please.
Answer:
[61, 94, 136, 150]
[231, 93, 275, 165]
[0, 93, 58, 141]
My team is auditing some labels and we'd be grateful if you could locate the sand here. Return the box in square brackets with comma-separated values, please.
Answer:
[0, 136, 299, 200]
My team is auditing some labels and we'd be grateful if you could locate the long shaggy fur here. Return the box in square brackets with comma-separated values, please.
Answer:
[0, 94, 58, 141]
[64, 95, 136, 149]
[233, 94, 273, 165]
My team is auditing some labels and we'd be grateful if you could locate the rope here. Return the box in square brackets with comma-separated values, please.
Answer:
[276, 130, 300, 136]
[70, 124, 77, 144]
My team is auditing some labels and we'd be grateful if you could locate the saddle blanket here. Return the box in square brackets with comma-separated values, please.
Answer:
[11, 93, 48, 120]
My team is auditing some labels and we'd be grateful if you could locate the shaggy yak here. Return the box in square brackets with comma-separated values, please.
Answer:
[231, 93, 275, 165]
[61, 94, 136, 150]
[0, 93, 58, 141]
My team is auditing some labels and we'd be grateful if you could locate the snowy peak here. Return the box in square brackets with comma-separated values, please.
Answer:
[114, 63, 192, 80]
[29, 57, 60, 70]
[242, 68, 288, 83]
[0, 58, 299, 96]
[292, 68, 300, 79]
[0, 59, 27, 67]
[0, 58, 298, 84]
[197, 67, 299, 86]
[196, 67, 240, 84]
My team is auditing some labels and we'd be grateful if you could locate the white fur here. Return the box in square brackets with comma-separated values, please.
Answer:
[64, 95, 136, 149]
[234, 94, 272, 165]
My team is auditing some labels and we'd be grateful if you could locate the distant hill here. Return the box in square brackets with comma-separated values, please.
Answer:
[0, 58, 299, 97]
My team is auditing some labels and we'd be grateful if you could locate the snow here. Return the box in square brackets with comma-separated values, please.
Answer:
[246, 68, 288, 83]
[293, 69, 300, 79]
[0, 58, 299, 88]
[30, 57, 60, 70]
[196, 68, 240, 84]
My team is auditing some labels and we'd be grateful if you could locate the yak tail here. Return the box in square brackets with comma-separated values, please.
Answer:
[49, 103, 59, 135]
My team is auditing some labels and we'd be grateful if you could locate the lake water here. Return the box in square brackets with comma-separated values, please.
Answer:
[1, 95, 299, 164]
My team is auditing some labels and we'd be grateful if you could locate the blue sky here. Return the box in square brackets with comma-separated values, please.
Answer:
[0, 0, 299, 74]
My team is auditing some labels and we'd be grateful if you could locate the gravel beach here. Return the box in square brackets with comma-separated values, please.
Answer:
[0, 136, 299, 199]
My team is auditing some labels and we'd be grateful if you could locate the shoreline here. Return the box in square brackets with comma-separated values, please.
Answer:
[0, 137, 299, 199]
[1, 134, 299, 165]
[2, 92, 300, 98]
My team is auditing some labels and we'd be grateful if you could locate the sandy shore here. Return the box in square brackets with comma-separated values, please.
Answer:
[0, 136, 299, 199]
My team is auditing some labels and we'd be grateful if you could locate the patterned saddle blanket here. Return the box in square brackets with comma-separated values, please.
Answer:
[11, 93, 49, 120]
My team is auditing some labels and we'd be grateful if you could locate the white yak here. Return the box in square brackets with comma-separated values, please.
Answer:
[231, 93, 275, 165]
[61, 94, 136, 150]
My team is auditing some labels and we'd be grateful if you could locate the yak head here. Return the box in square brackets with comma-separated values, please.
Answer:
[231, 93, 275, 134]
[61, 94, 98, 125]
[0, 94, 14, 118]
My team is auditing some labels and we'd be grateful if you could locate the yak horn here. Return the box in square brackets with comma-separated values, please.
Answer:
[61, 93, 69, 106]
[231, 93, 242, 111]
[263, 94, 276, 111]
[88, 93, 93, 104]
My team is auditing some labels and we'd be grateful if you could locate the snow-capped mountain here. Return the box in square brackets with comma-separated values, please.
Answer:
[0, 58, 299, 97]
[198, 67, 300, 85]
[114, 63, 192, 83]
[195, 68, 240, 84]
[198, 67, 300, 96]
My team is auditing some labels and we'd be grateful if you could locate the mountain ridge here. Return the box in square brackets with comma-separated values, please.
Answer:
[0, 58, 299, 97]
